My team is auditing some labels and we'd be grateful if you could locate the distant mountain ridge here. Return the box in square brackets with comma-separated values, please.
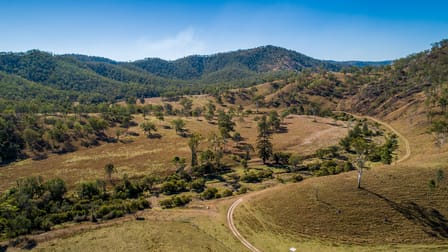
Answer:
[67, 45, 391, 80]
[0, 46, 390, 103]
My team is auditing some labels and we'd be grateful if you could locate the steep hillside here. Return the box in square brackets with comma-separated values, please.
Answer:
[345, 39, 448, 116]
[236, 40, 448, 122]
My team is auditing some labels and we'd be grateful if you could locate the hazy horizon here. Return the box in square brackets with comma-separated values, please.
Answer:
[1, 0, 447, 61]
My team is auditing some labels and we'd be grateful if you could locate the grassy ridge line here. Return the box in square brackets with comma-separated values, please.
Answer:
[335, 111, 411, 163]
[227, 198, 261, 252]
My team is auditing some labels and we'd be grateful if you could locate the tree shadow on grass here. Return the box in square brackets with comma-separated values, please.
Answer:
[147, 133, 162, 139]
[361, 188, 448, 239]
[276, 126, 288, 133]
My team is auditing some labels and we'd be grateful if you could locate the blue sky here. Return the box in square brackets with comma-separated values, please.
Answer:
[1, 0, 447, 61]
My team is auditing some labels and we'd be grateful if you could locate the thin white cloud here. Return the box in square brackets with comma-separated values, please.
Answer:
[133, 27, 206, 60]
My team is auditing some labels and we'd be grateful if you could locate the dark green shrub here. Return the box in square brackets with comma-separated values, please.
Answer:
[43, 178, 67, 201]
[238, 187, 248, 194]
[6, 216, 31, 238]
[160, 195, 191, 209]
[114, 175, 143, 199]
[293, 174, 304, 182]
[257, 169, 273, 179]
[190, 178, 206, 193]
[241, 171, 260, 183]
[201, 187, 218, 200]
[307, 162, 321, 171]
[160, 181, 177, 195]
[47, 212, 71, 225]
[160, 177, 187, 195]
[77, 181, 101, 200]
[172, 195, 191, 207]
[97, 205, 113, 218]
[343, 162, 354, 172]
[221, 189, 233, 197]
[273, 152, 291, 165]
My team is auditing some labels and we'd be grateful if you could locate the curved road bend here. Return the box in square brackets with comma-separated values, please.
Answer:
[227, 198, 261, 252]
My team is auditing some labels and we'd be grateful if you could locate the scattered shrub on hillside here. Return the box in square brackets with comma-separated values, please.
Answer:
[160, 178, 187, 195]
[221, 189, 233, 197]
[273, 152, 291, 165]
[241, 169, 273, 183]
[77, 180, 103, 200]
[190, 178, 206, 193]
[306, 162, 321, 171]
[241, 158, 248, 170]
[293, 174, 304, 182]
[201, 187, 219, 200]
[316, 146, 340, 160]
[289, 154, 303, 170]
[313, 160, 354, 176]
[114, 174, 143, 199]
[241, 171, 260, 183]
[159, 195, 191, 209]
[238, 186, 248, 195]
[140, 175, 160, 194]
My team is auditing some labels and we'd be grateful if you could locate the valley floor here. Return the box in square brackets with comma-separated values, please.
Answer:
[4, 113, 448, 251]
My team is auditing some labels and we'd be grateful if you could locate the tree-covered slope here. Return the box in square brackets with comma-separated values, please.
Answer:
[347, 39, 448, 116]
[131, 45, 349, 80]
[0, 46, 389, 104]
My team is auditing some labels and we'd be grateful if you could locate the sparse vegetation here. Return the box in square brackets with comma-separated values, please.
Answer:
[1, 38, 448, 251]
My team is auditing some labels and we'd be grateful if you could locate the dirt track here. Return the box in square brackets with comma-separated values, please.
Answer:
[226, 113, 412, 251]
[227, 198, 261, 252]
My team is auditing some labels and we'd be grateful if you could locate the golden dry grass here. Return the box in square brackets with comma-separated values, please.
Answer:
[233, 105, 448, 250]
[0, 115, 212, 191]
[5, 92, 441, 251]
[0, 114, 347, 191]
[31, 198, 245, 252]
[142, 94, 222, 110]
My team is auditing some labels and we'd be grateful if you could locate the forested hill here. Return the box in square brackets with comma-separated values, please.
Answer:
[0, 46, 389, 104]
[131, 45, 347, 80]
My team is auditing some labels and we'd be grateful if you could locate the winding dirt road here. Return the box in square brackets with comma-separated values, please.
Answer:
[227, 198, 261, 252]
[227, 113, 412, 251]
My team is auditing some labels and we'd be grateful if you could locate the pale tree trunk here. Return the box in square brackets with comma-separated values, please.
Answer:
[356, 154, 365, 189]
[357, 168, 363, 189]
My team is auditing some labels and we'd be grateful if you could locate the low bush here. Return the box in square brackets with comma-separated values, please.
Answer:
[201, 187, 219, 200]
[159, 195, 191, 209]
[273, 152, 291, 165]
[190, 178, 206, 193]
[221, 189, 233, 197]
[293, 174, 304, 182]
[241, 169, 274, 183]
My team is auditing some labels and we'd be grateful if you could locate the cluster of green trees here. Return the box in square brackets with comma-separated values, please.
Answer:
[246, 113, 399, 189]
[0, 175, 150, 239]
[339, 122, 398, 165]
[0, 111, 118, 164]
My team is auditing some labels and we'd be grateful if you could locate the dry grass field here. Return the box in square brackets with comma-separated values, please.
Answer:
[31, 207, 242, 252]
[232, 105, 448, 251]
[0, 113, 347, 192]
[20, 196, 248, 252]
[4, 91, 447, 251]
